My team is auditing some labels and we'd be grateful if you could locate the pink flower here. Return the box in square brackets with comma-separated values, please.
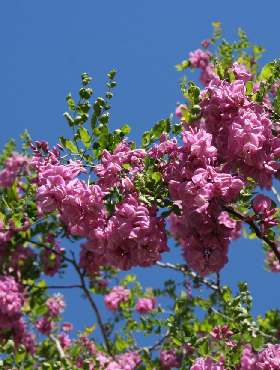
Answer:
[135, 297, 156, 314]
[160, 349, 182, 369]
[175, 104, 187, 119]
[95, 141, 146, 191]
[266, 249, 280, 272]
[104, 286, 130, 311]
[191, 357, 225, 370]
[114, 352, 141, 370]
[0, 153, 30, 188]
[252, 195, 272, 214]
[255, 343, 280, 369]
[22, 331, 36, 354]
[189, 49, 211, 69]
[58, 332, 72, 348]
[104, 194, 168, 270]
[62, 322, 73, 332]
[46, 294, 65, 317]
[231, 62, 252, 82]
[251, 195, 278, 233]
[201, 39, 210, 49]
[0, 276, 23, 319]
[210, 325, 235, 347]
[35, 316, 54, 335]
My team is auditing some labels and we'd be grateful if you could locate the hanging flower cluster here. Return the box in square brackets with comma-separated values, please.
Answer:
[0, 153, 30, 188]
[33, 141, 168, 273]
[240, 344, 280, 369]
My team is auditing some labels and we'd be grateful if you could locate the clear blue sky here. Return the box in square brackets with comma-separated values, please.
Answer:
[1, 1, 280, 337]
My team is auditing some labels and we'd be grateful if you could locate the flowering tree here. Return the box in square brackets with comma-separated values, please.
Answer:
[1, 23, 280, 369]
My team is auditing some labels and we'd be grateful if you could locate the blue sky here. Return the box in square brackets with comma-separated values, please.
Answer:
[1, 1, 280, 339]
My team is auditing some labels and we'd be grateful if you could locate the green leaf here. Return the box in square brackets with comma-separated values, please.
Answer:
[120, 124, 131, 135]
[78, 127, 91, 149]
[259, 62, 274, 81]
[142, 131, 151, 148]
[63, 112, 74, 127]
[66, 94, 75, 111]
[81, 72, 92, 86]
[151, 172, 161, 183]
[79, 87, 93, 99]
[65, 139, 79, 153]
[246, 81, 253, 95]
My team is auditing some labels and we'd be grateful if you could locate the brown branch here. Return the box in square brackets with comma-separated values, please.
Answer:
[29, 240, 75, 264]
[224, 205, 280, 264]
[29, 240, 113, 355]
[156, 261, 219, 291]
[70, 252, 113, 357]
[24, 283, 82, 290]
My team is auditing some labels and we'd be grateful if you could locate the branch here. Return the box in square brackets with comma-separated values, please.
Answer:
[156, 261, 219, 291]
[29, 240, 113, 355]
[70, 253, 113, 356]
[46, 284, 82, 289]
[24, 283, 82, 290]
[224, 206, 280, 264]
[145, 330, 169, 353]
[29, 240, 75, 264]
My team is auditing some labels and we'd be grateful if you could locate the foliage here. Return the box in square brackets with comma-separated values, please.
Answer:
[0, 23, 280, 369]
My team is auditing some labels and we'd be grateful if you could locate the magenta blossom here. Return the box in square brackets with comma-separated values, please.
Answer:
[104, 286, 130, 311]
[135, 297, 156, 314]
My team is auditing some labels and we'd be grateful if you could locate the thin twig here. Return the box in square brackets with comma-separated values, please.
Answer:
[224, 205, 280, 264]
[156, 261, 219, 291]
[70, 252, 113, 356]
[144, 330, 170, 353]
[210, 307, 277, 342]
[24, 283, 82, 290]
[29, 240, 74, 264]
[216, 272, 221, 293]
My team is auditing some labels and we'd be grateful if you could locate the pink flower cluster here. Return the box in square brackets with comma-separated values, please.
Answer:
[104, 352, 141, 370]
[189, 49, 218, 86]
[80, 193, 168, 272]
[191, 357, 225, 370]
[46, 294, 65, 316]
[210, 325, 236, 348]
[266, 248, 280, 272]
[0, 275, 34, 352]
[231, 62, 252, 82]
[34, 142, 168, 273]
[251, 195, 278, 234]
[104, 286, 130, 311]
[168, 55, 280, 275]
[0, 275, 24, 332]
[34, 154, 106, 241]
[58, 332, 72, 349]
[135, 297, 156, 314]
[240, 343, 280, 369]
[36, 294, 65, 335]
[95, 141, 146, 191]
[76, 337, 141, 370]
[156, 129, 243, 275]
[0, 153, 30, 188]
[200, 78, 280, 188]
[160, 349, 182, 369]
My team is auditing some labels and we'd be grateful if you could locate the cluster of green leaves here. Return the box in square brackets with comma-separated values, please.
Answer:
[61, 70, 132, 162]
[134, 156, 171, 211]
[2, 22, 280, 369]
[141, 117, 172, 149]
